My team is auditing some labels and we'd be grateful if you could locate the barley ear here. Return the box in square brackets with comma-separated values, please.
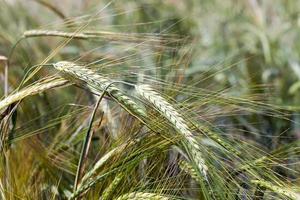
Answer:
[179, 160, 201, 183]
[23, 30, 89, 40]
[0, 78, 68, 111]
[102, 173, 124, 200]
[135, 84, 208, 179]
[53, 61, 146, 119]
[115, 192, 171, 200]
[251, 180, 298, 200]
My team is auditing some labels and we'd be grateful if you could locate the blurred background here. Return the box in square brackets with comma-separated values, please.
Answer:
[2, 0, 300, 142]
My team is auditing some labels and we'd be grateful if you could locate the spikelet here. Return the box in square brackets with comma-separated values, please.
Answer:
[72, 141, 136, 199]
[102, 173, 124, 200]
[179, 160, 219, 199]
[53, 61, 146, 118]
[23, 29, 176, 44]
[179, 160, 201, 183]
[115, 192, 170, 200]
[23, 30, 89, 40]
[240, 156, 267, 171]
[0, 78, 68, 111]
[70, 171, 110, 199]
[79, 142, 131, 187]
[135, 84, 208, 178]
[251, 180, 299, 200]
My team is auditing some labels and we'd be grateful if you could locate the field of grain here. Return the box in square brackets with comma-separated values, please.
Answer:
[0, 0, 300, 199]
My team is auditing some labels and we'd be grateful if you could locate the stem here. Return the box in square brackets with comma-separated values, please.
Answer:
[4, 61, 8, 97]
[73, 82, 115, 192]
[0, 56, 8, 96]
